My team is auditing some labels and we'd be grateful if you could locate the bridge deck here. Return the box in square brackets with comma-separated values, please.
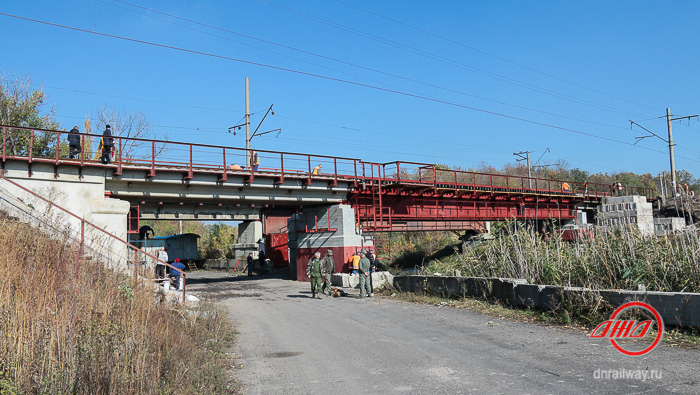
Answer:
[1, 125, 655, 230]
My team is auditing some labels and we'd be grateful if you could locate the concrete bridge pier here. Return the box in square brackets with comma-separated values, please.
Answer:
[232, 220, 263, 260]
[288, 204, 373, 281]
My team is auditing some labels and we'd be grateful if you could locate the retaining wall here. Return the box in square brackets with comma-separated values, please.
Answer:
[393, 275, 700, 328]
[203, 259, 243, 271]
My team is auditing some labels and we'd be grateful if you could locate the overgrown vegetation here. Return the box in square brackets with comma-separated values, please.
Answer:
[0, 218, 238, 394]
[374, 231, 456, 270]
[422, 225, 700, 293]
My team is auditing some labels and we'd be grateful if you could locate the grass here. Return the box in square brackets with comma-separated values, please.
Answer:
[0, 218, 239, 394]
[422, 224, 700, 293]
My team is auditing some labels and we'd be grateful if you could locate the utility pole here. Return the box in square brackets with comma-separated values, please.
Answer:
[631, 108, 697, 198]
[245, 77, 251, 167]
[666, 108, 678, 193]
[513, 151, 531, 188]
[227, 79, 280, 158]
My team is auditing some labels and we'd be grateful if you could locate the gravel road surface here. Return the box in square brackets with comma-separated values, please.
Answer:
[187, 271, 699, 395]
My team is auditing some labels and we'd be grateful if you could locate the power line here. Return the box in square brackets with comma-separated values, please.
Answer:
[334, 0, 659, 113]
[43, 84, 240, 113]
[104, 0, 638, 131]
[273, 114, 508, 153]
[54, 113, 228, 134]
[3, 11, 697, 162]
[257, 0, 654, 119]
[100, 0, 424, 97]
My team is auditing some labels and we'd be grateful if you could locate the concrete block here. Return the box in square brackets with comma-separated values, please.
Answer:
[332, 272, 393, 289]
[393, 275, 700, 328]
[203, 259, 240, 270]
[513, 284, 564, 310]
[598, 290, 700, 328]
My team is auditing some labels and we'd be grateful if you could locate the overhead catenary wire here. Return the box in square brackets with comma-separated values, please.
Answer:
[99, 0, 426, 98]
[3, 11, 698, 163]
[104, 0, 653, 131]
[333, 0, 659, 113]
[256, 0, 654, 119]
[43, 85, 241, 114]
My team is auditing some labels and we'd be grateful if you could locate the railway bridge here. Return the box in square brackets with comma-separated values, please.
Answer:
[0, 125, 653, 279]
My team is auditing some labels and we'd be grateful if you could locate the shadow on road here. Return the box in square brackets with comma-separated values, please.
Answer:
[186, 275, 251, 286]
[186, 269, 291, 286]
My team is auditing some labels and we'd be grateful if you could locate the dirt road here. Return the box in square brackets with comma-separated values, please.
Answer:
[187, 271, 699, 394]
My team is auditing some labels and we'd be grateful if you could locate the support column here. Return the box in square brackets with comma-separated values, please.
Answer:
[233, 220, 263, 259]
[288, 204, 373, 281]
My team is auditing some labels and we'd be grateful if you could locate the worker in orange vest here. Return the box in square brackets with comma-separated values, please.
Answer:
[349, 251, 361, 274]
[251, 151, 260, 171]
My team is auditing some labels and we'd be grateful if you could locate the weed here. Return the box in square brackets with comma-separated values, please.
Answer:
[0, 218, 238, 394]
[423, 225, 700, 293]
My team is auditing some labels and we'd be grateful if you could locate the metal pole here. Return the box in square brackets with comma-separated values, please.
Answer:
[514, 151, 532, 189]
[667, 108, 677, 194]
[526, 151, 532, 189]
[245, 77, 251, 167]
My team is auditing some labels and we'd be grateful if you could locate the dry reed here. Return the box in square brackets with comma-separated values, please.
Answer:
[425, 224, 700, 293]
[0, 218, 236, 394]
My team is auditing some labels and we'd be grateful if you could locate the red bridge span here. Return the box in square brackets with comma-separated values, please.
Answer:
[1, 125, 653, 232]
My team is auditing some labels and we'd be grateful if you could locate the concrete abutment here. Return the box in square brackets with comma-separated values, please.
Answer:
[288, 204, 373, 281]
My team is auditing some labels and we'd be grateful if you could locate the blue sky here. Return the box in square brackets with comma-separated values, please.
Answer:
[2, 0, 700, 176]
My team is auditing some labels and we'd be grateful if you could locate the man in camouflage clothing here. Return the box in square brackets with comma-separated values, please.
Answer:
[320, 249, 335, 296]
[306, 251, 326, 299]
[358, 251, 372, 298]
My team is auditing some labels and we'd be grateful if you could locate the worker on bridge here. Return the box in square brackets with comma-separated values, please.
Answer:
[313, 164, 322, 175]
[100, 125, 114, 164]
[67, 126, 82, 159]
[251, 150, 260, 171]
[562, 182, 571, 193]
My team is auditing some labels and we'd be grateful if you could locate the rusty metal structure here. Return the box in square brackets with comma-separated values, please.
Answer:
[1, 124, 654, 234]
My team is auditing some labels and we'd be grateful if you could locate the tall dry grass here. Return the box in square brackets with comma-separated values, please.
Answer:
[0, 218, 236, 394]
[425, 225, 700, 293]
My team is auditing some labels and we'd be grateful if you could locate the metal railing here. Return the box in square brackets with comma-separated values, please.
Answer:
[0, 124, 654, 200]
[378, 161, 654, 199]
[0, 175, 187, 302]
[0, 125, 360, 185]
